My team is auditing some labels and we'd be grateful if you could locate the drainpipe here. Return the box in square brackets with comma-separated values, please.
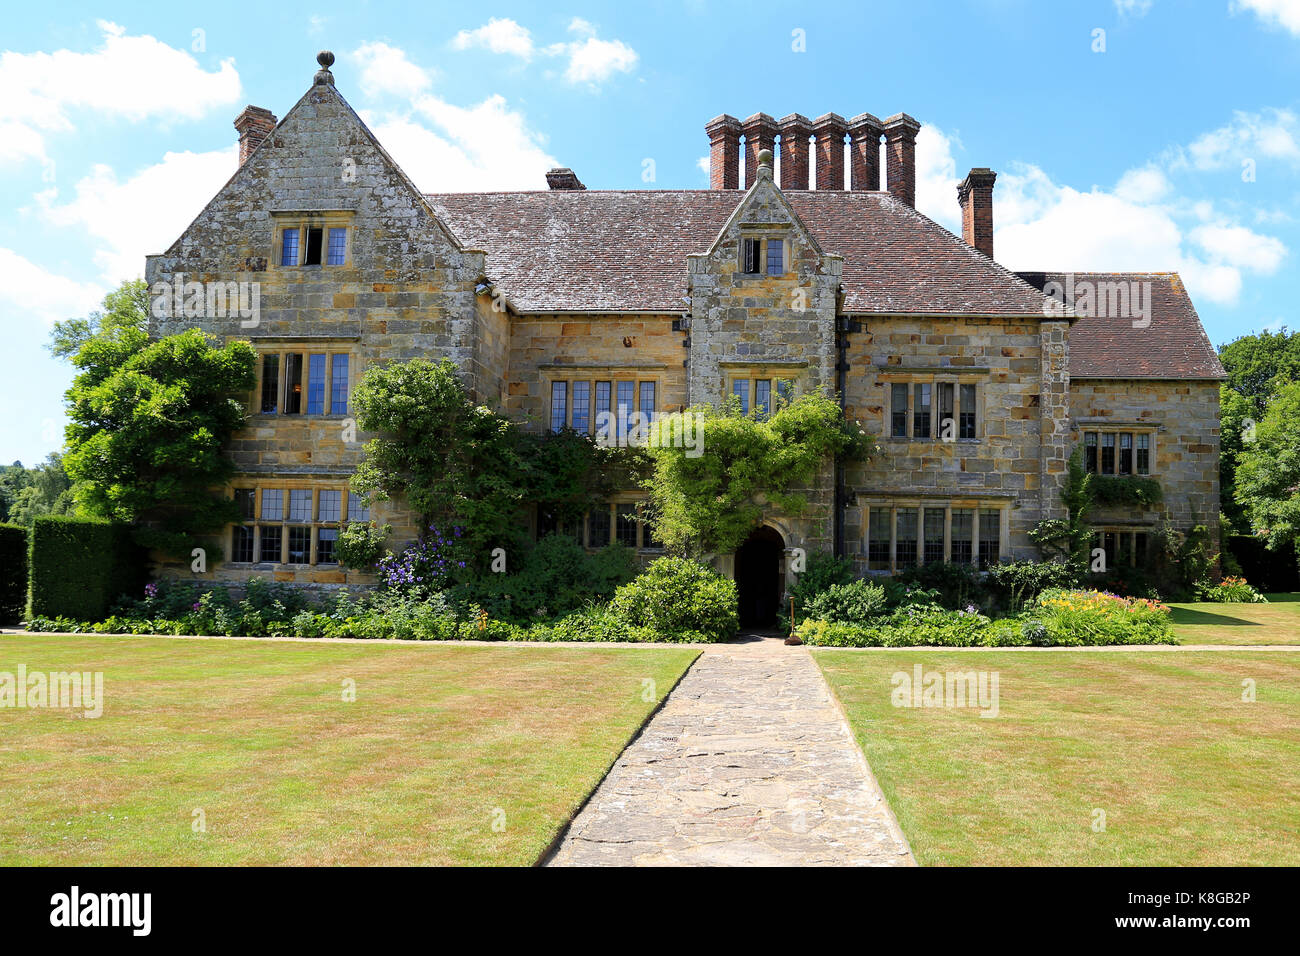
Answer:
[834, 298, 860, 560]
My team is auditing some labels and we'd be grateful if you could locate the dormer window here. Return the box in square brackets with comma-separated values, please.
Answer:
[740, 236, 787, 275]
[304, 227, 323, 265]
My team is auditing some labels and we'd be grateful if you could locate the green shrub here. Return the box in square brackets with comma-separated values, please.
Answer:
[335, 521, 391, 570]
[455, 535, 637, 624]
[610, 556, 738, 642]
[0, 524, 27, 623]
[1194, 576, 1268, 603]
[802, 580, 888, 625]
[984, 560, 1079, 611]
[781, 550, 854, 628]
[28, 516, 148, 621]
[893, 562, 984, 610]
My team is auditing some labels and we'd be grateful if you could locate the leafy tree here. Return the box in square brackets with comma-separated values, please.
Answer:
[1234, 380, 1300, 556]
[4, 454, 75, 526]
[1219, 385, 1255, 533]
[641, 395, 873, 555]
[63, 328, 256, 555]
[47, 279, 149, 360]
[1218, 327, 1300, 416]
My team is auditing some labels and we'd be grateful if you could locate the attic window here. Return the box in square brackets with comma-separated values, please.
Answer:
[742, 238, 761, 274]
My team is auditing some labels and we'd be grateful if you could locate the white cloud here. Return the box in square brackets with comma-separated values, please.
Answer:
[452, 18, 536, 59]
[1232, 0, 1300, 35]
[697, 155, 711, 178]
[1115, 0, 1155, 16]
[991, 162, 1285, 306]
[36, 147, 239, 283]
[0, 21, 240, 166]
[1178, 107, 1300, 170]
[0, 247, 103, 326]
[914, 124, 962, 230]
[365, 94, 557, 192]
[1114, 164, 1172, 202]
[352, 41, 433, 98]
[450, 17, 637, 87]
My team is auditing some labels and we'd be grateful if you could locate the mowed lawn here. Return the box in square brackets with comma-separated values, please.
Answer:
[1169, 593, 1300, 645]
[0, 634, 698, 865]
[816, 649, 1299, 866]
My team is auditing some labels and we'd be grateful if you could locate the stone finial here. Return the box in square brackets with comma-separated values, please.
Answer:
[757, 148, 774, 180]
[315, 50, 335, 86]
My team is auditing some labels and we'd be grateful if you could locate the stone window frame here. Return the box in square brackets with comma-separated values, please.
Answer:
[726, 373, 795, 419]
[1090, 526, 1152, 570]
[544, 373, 662, 437]
[227, 481, 368, 567]
[1080, 426, 1156, 477]
[271, 210, 354, 270]
[883, 373, 984, 443]
[254, 345, 354, 417]
[737, 230, 792, 278]
[861, 498, 1010, 573]
[536, 494, 664, 554]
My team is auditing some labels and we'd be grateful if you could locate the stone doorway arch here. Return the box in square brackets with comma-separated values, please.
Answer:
[735, 525, 785, 628]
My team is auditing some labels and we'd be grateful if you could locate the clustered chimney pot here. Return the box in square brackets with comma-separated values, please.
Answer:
[705, 114, 742, 190]
[848, 112, 883, 191]
[777, 113, 812, 189]
[742, 113, 778, 188]
[234, 105, 277, 168]
[812, 113, 848, 191]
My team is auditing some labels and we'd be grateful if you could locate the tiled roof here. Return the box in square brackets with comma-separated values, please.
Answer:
[1018, 272, 1226, 380]
[427, 189, 1052, 315]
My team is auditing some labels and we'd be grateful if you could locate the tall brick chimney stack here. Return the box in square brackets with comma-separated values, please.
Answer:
[957, 168, 997, 258]
[742, 113, 777, 189]
[848, 113, 883, 191]
[234, 106, 278, 168]
[812, 113, 847, 190]
[883, 113, 922, 207]
[777, 114, 812, 190]
[706, 115, 741, 189]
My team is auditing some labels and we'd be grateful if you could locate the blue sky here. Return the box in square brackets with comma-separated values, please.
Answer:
[4, 0, 1300, 464]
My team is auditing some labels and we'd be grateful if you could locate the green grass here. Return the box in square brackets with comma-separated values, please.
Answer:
[0, 634, 698, 865]
[1169, 593, 1300, 645]
[816, 649, 1299, 866]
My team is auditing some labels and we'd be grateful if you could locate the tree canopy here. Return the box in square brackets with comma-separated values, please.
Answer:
[1234, 380, 1300, 554]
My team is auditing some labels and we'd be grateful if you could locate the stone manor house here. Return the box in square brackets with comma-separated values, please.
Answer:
[147, 54, 1224, 624]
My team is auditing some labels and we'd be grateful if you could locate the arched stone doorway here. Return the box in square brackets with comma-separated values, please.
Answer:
[735, 525, 785, 629]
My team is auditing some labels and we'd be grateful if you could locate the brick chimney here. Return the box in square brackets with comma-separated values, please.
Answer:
[234, 106, 277, 168]
[545, 167, 586, 190]
[742, 113, 777, 189]
[883, 113, 921, 207]
[957, 168, 997, 258]
[848, 113, 883, 191]
[706, 114, 741, 190]
[777, 114, 812, 190]
[812, 113, 847, 191]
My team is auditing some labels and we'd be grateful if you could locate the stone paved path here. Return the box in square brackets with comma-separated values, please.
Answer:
[546, 635, 915, 866]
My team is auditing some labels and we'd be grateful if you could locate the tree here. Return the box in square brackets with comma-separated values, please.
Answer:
[63, 328, 256, 555]
[641, 395, 873, 555]
[1234, 380, 1300, 556]
[47, 279, 149, 361]
[4, 454, 75, 526]
[1218, 327, 1300, 416]
[1218, 385, 1255, 533]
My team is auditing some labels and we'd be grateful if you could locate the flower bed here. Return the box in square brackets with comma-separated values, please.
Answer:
[795, 588, 1176, 647]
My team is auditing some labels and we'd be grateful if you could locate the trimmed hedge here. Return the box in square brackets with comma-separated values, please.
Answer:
[28, 516, 148, 622]
[0, 524, 27, 624]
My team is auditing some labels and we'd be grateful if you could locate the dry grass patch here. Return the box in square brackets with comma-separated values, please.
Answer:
[816, 649, 1299, 866]
[1169, 593, 1300, 645]
[0, 635, 698, 865]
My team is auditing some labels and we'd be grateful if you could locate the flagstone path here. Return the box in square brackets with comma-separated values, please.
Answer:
[546, 635, 915, 866]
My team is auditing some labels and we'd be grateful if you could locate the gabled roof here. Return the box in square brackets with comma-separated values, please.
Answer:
[427, 189, 1053, 316]
[1018, 272, 1226, 380]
